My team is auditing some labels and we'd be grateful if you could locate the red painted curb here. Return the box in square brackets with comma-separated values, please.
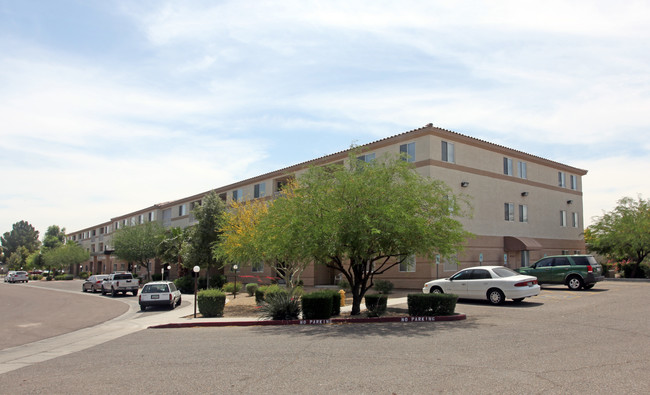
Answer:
[149, 313, 466, 329]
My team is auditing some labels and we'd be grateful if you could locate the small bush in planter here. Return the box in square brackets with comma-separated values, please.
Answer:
[302, 292, 334, 319]
[197, 289, 226, 317]
[245, 283, 259, 296]
[373, 279, 394, 294]
[222, 281, 244, 294]
[364, 294, 388, 317]
[407, 293, 458, 316]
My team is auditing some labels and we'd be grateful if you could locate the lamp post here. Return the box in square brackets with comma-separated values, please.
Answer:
[193, 265, 200, 318]
[232, 264, 239, 299]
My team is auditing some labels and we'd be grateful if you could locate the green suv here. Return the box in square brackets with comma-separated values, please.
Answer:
[517, 255, 604, 290]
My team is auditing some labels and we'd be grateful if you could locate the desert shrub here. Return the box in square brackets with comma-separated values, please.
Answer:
[55, 274, 73, 280]
[246, 283, 259, 296]
[302, 292, 334, 319]
[197, 289, 226, 318]
[259, 291, 301, 320]
[151, 274, 163, 281]
[373, 279, 394, 294]
[79, 272, 90, 279]
[222, 282, 244, 293]
[210, 274, 227, 289]
[255, 285, 269, 304]
[407, 293, 458, 316]
[174, 276, 195, 294]
[643, 263, 650, 278]
[621, 263, 648, 278]
[364, 294, 388, 317]
[337, 278, 351, 291]
[46, 276, 53, 281]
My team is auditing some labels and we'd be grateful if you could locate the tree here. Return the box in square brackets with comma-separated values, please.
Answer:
[182, 191, 227, 281]
[217, 185, 311, 291]
[158, 227, 187, 267]
[112, 221, 164, 279]
[585, 196, 650, 277]
[42, 225, 66, 251]
[42, 243, 89, 274]
[1, 220, 41, 261]
[258, 152, 472, 315]
[7, 246, 30, 270]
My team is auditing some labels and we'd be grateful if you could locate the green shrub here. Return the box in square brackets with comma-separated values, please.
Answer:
[151, 274, 163, 281]
[246, 283, 259, 296]
[643, 263, 650, 279]
[210, 274, 227, 289]
[174, 276, 194, 294]
[197, 289, 226, 318]
[337, 278, 351, 291]
[222, 282, 244, 293]
[255, 285, 269, 304]
[79, 272, 90, 279]
[302, 292, 334, 319]
[373, 279, 394, 294]
[46, 276, 53, 281]
[64, 274, 74, 280]
[621, 263, 648, 278]
[313, 289, 341, 316]
[407, 293, 458, 316]
[364, 294, 388, 317]
[259, 292, 301, 320]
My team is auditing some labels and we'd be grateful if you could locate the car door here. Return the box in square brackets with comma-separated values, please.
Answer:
[467, 269, 493, 299]
[531, 258, 553, 283]
[551, 257, 571, 283]
[447, 269, 471, 298]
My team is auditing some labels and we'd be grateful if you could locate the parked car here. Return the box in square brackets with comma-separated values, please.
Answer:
[5, 271, 29, 283]
[101, 272, 139, 297]
[516, 255, 604, 290]
[82, 274, 109, 293]
[139, 281, 182, 311]
[422, 266, 540, 305]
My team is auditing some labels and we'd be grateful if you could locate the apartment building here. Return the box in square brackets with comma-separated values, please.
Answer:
[68, 124, 587, 288]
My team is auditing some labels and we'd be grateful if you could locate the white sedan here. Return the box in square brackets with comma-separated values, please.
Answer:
[422, 266, 540, 305]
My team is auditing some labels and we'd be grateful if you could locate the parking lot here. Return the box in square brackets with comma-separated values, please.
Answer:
[1, 280, 648, 393]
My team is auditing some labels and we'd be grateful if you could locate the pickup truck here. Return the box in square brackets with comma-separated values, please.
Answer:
[102, 272, 139, 297]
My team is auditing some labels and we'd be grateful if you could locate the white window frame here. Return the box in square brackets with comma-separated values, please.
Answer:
[399, 255, 416, 272]
[572, 212, 579, 228]
[178, 204, 187, 217]
[443, 255, 459, 272]
[521, 250, 530, 267]
[570, 175, 577, 190]
[558, 171, 566, 187]
[441, 141, 454, 163]
[254, 183, 266, 199]
[519, 204, 528, 223]
[560, 210, 567, 227]
[357, 153, 376, 162]
[518, 161, 527, 179]
[400, 142, 416, 163]
[505, 203, 515, 222]
[503, 158, 513, 176]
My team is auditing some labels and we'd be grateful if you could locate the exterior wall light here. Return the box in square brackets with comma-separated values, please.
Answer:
[521, 192, 529, 197]
[461, 181, 469, 187]
[567, 200, 573, 204]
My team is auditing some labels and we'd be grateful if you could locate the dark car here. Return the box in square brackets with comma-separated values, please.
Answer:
[82, 275, 109, 293]
[517, 255, 604, 290]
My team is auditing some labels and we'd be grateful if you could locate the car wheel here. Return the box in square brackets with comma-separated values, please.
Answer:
[92, 287, 97, 293]
[583, 284, 595, 290]
[111, 288, 117, 297]
[512, 298, 524, 303]
[487, 289, 505, 305]
[170, 301, 176, 310]
[82, 287, 87, 292]
[429, 286, 444, 294]
[140, 305, 146, 312]
[176, 296, 182, 306]
[132, 290, 138, 296]
[567, 276, 583, 290]
[101, 288, 106, 295]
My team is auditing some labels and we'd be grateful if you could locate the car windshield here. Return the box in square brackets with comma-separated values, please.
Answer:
[492, 267, 520, 278]
[143, 284, 169, 293]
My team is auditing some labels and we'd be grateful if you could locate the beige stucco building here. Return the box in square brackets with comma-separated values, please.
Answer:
[68, 124, 587, 288]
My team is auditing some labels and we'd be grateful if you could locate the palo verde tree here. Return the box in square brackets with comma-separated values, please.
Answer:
[112, 221, 164, 280]
[264, 152, 472, 315]
[182, 191, 227, 281]
[216, 184, 311, 292]
[585, 196, 650, 277]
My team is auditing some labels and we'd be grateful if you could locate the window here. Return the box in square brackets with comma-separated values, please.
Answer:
[572, 212, 579, 228]
[443, 255, 458, 272]
[570, 175, 577, 190]
[91, 244, 96, 253]
[357, 153, 375, 162]
[99, 227, 105, 235]
[519, 204, 528, 223]
[470, 269, 492, 279]
[148, 211, 155, 222]
[558, 171, 566, 187]
[178, 204, 187, 216]
[138, 214, 144, 224]
[441, 141, 454, 163]
[400, 142, 415, 162]
[518, 161, 527, 179]
[99, 242, 104, 251]
[162, 209, 172, 227]
[254, 183, 266, 198]
[251, 262, 264, 273]
[521, 250, 530, 267]
[561, 250, 570, 255]
[560, 210, 567, 227]
[399, 255, 416, 272]
[503, 158, 513, 176]
[92, 230, 96, 236]
[505, 203, 515, 221]
[232, 189, 243, 202]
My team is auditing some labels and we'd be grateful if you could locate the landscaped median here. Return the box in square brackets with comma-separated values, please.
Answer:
[148, 313, 466, 329]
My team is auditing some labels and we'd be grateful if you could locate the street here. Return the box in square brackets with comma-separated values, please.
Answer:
[1, 280, 649, 394]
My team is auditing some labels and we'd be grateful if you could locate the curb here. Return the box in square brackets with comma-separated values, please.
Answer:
[149, 313, 466, 329]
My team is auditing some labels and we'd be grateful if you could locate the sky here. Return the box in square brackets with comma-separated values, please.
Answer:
[1, 0, 649, 239]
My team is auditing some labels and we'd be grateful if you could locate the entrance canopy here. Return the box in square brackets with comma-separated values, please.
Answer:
[504, 236, 542, 252]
